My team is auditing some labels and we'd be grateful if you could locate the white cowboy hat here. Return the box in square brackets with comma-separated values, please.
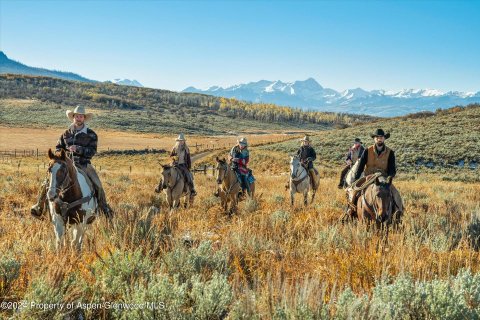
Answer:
[176, 133, 186, 141]
[238, 137, 248, 146]
[66, 105, 93, 122]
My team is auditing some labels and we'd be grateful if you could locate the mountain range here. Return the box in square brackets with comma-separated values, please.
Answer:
[1, 51, 478, 116]
[184, 78, 480, 117]
[106, 79, 144, 87]
[0, 51, 143, 87]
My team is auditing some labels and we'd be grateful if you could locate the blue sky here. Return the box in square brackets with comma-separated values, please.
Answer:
[1, 0, 479, 92]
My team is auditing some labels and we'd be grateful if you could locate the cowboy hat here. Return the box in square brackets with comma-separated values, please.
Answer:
[354, 137, 362, 144]
[66, 105, 93, 122]
[176, 133, 186, 141]
[371, 129, 390, 139]
[238, 137, 248, 146]
[300, 135, 311, 142]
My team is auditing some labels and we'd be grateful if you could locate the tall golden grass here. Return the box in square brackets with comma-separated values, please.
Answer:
[1, 145, 479, 318]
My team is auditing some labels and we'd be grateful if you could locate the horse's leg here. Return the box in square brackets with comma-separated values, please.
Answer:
[221, 194, 227, 212]
[310, 189, 316, 204]
[230, 194, 238, 215]
[71, 224, 85, 252]
[166, 190, 173, 210]
[290, 188, 294, 206]
[303, 188, 309, 206]
[52, 213, 65, 250]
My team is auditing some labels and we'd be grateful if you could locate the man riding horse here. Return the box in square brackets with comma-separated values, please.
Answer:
[346, 129, 403, 218]
[31, 106, 112, 218]
[170, 133, 197, 196]
[296, 135, 318, 189]
[229, 137, 251, 198]
[338, 137, 365, 189]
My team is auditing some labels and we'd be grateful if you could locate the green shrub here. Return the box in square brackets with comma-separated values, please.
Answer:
[0, 254, 21, 296]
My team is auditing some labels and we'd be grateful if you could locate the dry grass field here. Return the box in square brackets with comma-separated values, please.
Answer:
[1, 139, 480, 319]
[0, 125, 301, 153]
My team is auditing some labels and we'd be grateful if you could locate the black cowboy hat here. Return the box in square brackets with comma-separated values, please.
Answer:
[354, 138, 362, 144]
[371, 129, 390, 139]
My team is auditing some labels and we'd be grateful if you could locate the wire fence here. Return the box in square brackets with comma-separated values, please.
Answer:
[0, 136, 298, 160]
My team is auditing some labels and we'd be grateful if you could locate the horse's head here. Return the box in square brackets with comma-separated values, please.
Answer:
[290, 155, 301, 179]
[46, 148, 74, 202]
[160, 165, 175, 189]
[215, 157, 228, 184]
[371, 176, 393, 222]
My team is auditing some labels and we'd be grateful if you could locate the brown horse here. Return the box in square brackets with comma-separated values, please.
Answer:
[155, 165, 193, 210]
[214, 157, 240, 215]
[214, 157, 255, 215]
[356, 175, 394, 228]
[46, 149, 97, 251]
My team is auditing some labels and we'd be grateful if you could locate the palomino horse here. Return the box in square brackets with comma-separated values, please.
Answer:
[46, 149, 97, 251]
[214, 157, 255, 215]
[155, 165, 193, 210]
[289, 156, 320, 206]
[355, 175, 394, 227]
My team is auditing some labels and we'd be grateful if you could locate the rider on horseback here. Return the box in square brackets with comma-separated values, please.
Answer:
[30, 106, 112, 218]
[338, 138, 364, 189]
[296, 135, 318, 189]
[346, 129, 403, 218]
[170, 133, 197, 196]
[229, 137, 250, 198]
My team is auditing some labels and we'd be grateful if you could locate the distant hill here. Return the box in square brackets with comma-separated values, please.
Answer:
[184, 78, 480, 117]
[0, 74, 375, 135]
[0, 51, 94, 83]
[263, 104, 480, 179]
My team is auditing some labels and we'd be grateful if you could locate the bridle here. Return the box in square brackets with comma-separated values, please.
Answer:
[48, 161, 73, 201]
[362, 183, 392, 222]
[48, 160, 93, 222]
[163, 166, 181, 191]
[216, 161, 239, 195]
[290, 158, 308, 186]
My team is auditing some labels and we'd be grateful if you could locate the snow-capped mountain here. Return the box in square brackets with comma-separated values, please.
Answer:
[108, 78, 143, 87]
[183, 78, 480, 117]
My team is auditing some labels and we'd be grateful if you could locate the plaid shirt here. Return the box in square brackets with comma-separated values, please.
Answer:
[55, 124, 98, 167]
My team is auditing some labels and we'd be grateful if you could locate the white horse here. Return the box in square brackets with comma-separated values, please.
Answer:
[289, 156, 319, 206]
[47, 149, 97, 251]
[344, 159, 363, 188]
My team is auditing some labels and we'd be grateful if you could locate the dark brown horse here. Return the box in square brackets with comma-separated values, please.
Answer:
[46, 149, 97, 251]
[356, 175, 394, 228]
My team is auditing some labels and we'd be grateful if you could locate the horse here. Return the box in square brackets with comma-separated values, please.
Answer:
[214, 157, 255, 215]
[46, 149, 97, 251]
[355, 175, 394, 228]
[343, 159, 362, 188]
[289, 155, 319, 206]
[155, 164, 193, 210]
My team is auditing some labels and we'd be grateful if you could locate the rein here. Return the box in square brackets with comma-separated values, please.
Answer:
[167, 167, 182, 191]
[291, 163, 308, 186]
[361, 183, 393, 222]
[50, 161, 94, 223]
[218, 162, 239, 195]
